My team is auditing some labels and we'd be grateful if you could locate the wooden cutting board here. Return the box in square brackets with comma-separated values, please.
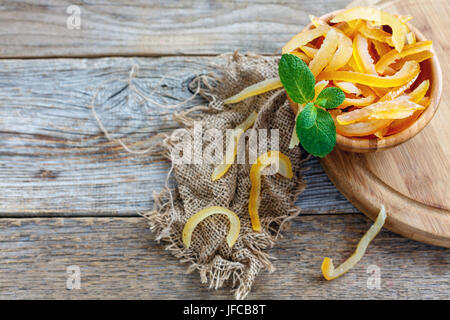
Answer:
[321, 0, 450, 248]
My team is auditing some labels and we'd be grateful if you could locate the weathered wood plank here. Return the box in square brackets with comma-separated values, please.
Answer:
[0, 215, 447, 299]
[0, 56, 356, 216]
[0, 0, 351, 57]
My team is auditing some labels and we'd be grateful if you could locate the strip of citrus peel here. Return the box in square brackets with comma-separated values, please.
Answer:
[309, 15, 327, 27]
[331, 7, 407, 52]
[182, 206, 240, 249]
[331, 109, 391, 137]
[379, 74, 418, 101]
[406, 31, 416, 45]
[249, 151, 293, 232]
[223, 77, 283, 105]
[336, 97, 425, 125]
[289, 81, 329, 148]
[373, 74, 418, 137]
[309, 29, 339, 76]
[386, 96, 430, 136]
[372, 39, 391, 58]
[334, 82, 361, 95]
[409, 80, 430, 103]
[321, 205, 387, 280]
[390, 51, 434, 70]
[305, 16, 353, 73]
[358, 22, 394, 46]
[375, 41, 432, 74]
[346, 20, 364, 38]
[317, 60, 420, 88]
[352, 33, 389, 97]
[353, 33, 377, 74]
[374, 78, 428, 138]
[282, 25, 329, 54]
[211, 111, 258, 181]
[291, 51, 311, 63]
[324, 31, 353, 72]
[300, 45, 319, 59]
[345, 55, 359, 72]
[335, 22, 355, 37]
[339, 85, 376, 108]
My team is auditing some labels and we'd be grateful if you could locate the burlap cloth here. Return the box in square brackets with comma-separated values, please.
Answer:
[144, 52, 306, 300]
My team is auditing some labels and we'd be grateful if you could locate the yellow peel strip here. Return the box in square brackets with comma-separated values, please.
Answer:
[409, 80, 429, 103]
[374, 78, 427, 138]
[291, 51, 311, 63]
[321, 205, 387, 280]
[340, 86, 376, 108]
[375, 41, 432, 74]
[282, 25, 329, 54]
[331, 7, 407, 52]
[249, 151, 293, 232]
[358, 22, 394, 46]
[300, 45, 319, 59]
[337, 98, 424, 125]
[182, 206, 241, 248]
[223, 77, 283, 105]
[353, 33, 377, 74]
[317, 60, 420, 88]
[309, 15, 327, 27]
[335, 81, 361, 95]
[212, 111, 258, 181]
[323, 31, 353, 73]
[390, 51, 434, 70]
[372, 39, 391, 58]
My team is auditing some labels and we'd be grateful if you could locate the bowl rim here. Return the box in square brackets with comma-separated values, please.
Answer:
[302, 9, 443, 152]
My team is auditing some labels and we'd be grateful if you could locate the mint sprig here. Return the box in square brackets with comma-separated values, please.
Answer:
[315, 87, 346, 109]
[279, 54, 345, 157]
[279, 54, 315, 104]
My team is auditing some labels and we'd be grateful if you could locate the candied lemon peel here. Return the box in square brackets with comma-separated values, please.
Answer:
[211, 111, 258, 181]
[222, 7, 434, 140]
[182, 206, 241, 249]
[321, 205, 387, 280]
[249, 151, 293, 232]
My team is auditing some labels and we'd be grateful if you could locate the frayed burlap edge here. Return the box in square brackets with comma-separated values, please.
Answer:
[142, 52, 307, 300]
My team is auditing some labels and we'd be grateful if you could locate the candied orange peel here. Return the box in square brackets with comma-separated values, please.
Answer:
[222, 6, 434, 140]
[331, 7, 408, 52]
[336, 98, 425, 125]
[317, 60, 420, 88]
[375, 41, 433, 74]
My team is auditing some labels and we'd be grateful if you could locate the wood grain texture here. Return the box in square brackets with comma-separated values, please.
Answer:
[1, 0, 447, 300]
[0, 56, 356, 216]
[0, 0, 352, 58]
[0, 215, 448, 299]
[321, 0, 450, 247]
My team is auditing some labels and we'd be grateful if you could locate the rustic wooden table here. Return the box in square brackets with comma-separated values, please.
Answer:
[0, 0, 448, 299]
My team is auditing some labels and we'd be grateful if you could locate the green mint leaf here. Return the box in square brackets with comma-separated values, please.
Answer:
[315, 87, 346, 109]
[279, 54, 315, 104]
[298, 102, 316, 129]
[296, 107, 336, 157]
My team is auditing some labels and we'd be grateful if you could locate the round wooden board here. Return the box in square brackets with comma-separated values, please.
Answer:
[321, 0, 450, 248]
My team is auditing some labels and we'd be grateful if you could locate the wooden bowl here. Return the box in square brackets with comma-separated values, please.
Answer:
[288, 10, 443, 153]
